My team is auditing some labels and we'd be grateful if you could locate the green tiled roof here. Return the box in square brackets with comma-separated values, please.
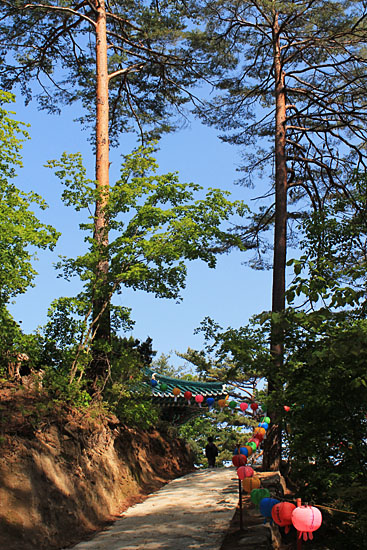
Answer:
[145, 367, 226, 400]
[143, 368, 227, 424]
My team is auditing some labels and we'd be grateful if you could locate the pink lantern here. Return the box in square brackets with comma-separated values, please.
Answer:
[232, 455, 247, 468]
[250, 403, 258, 412]
[184, 390, 192, 405]
[291, 506, 322, 541]
[236, 465, 254, 480]
[240, 402, 248, 413]
[272, 502, 296, 533]
[238, 465, 254, 478]
[195, 394, 204, 407]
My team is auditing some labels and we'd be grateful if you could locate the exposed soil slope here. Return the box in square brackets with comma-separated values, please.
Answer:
[0, 382, 194, 550]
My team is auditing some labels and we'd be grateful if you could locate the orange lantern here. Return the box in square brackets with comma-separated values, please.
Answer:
[244, 445, 253, 457]
[218, 399, 227, 409]
[242, 476, 261, 493]
[172, 387, 181, 402]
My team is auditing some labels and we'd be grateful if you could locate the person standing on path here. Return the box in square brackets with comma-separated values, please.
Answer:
[205, 436, 219, 468]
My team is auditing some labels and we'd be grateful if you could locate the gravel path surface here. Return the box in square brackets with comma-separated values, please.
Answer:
[66, 468, 238, 550]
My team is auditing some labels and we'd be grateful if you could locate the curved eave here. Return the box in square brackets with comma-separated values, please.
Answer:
[144, 367, 226, 399]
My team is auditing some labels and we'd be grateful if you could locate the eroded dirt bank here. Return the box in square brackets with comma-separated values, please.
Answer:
[0, 383, 194, 550]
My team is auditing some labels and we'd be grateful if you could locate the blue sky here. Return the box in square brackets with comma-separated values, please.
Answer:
[9, 97, 274, 366]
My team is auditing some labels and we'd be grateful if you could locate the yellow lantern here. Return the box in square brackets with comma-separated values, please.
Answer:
[242, 476, 261, 493]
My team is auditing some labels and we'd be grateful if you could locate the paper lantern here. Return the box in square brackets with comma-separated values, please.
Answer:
[240, 402, 248, 412]
[232, 454, 247, 467]
[291, 506, 322, 541]
[229, 400, 237, 410]
[206, 397, 215, 410]
[195, 394, 204, 407]
[251, 403, 259, 411]
[218, 399, 227, 409]
[239, 446, 249, 457]
[237, 465, 253, 480]
[260, 498, 280, 523]
[250, 488, 270, 507]
[150, 379, 158, 387]
[242, 476, 261, 493]
[244, 445, 253, 456]
[272, 502, 296, 533]
[257, 427, 266, 438]
[261, 416, 271, 424]
[284, 405, 291, 412]
[247, 441, 257, 451]
[259, 422, 269, 430]
[172, 387, 181, 402]
[184, 390, 192, 405]
[254, 434, 264, 444]
[160, 382, 168, 391]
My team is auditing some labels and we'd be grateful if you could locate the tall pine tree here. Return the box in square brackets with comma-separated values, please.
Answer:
[189, 0, 367, 468]
[0, 0, 199, 392]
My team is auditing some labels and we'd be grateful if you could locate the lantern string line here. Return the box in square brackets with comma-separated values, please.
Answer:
[268, 495, 357, 515]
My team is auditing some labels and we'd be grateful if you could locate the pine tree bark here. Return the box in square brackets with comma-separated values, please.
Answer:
[263, 14, 287, 471]
[87, 0, 111, 394]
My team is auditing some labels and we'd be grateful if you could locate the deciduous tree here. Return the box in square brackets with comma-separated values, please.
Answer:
[0, 0, 199, 387]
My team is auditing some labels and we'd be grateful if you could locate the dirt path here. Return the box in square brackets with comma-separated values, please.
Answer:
[64, 468, 238, 550]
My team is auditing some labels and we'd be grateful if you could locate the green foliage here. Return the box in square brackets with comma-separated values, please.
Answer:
[0, 90, 59, 306]
[40, 366, 92, 408]
[287, 172, 367, 312]
[179, 407, 256, 468]
[47, 142, 246, 302]
[189, 0, 367, 268]
[151, 352, 198, 380]
[45, 142, 247, 375]
[102, 336, 160, 428]
[0, 1, 197, 143]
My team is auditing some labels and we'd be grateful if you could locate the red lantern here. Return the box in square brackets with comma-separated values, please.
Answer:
[184, 390, 192, 405]
[272, 502, 296, 533]
[232, 454, 247, 468]
[253, 430, 264, 441]
[195, 394, 204, 407]
[250, 403, 258, 411]
[284, 405, 291, 412]
[291, 506, 322, 541]
[240, 402, 248, 412]
[236, 465, 250, 480]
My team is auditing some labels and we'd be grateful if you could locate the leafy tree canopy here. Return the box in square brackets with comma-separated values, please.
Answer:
[0, 90, 59, 306]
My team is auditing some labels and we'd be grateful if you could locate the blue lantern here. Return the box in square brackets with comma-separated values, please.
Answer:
[206, 397, 215, 410]
[259, 498, 280, 524]
[239, 446, 249, 457]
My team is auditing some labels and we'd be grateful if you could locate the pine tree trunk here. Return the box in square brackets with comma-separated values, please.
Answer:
[263, 15, 287, 471]
[87, 0, 111, 394]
